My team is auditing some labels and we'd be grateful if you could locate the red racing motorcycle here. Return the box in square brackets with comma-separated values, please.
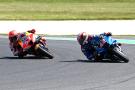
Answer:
[16, 33, 54, 59]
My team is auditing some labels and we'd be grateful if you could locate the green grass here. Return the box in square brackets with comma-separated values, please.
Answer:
[0, 0, 135, 20]
[1, 0, 135, 3]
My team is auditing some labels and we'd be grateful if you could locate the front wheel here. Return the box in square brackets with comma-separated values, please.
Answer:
[112, 47, 129, 63]
[36, 44, 54, 59]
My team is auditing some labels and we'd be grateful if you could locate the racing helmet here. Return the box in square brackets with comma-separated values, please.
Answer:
[77, 32, 89, 45]
[8, 30, 18, 42]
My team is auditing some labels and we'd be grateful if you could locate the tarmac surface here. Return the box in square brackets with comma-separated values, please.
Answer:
[0, 37, 135, 90]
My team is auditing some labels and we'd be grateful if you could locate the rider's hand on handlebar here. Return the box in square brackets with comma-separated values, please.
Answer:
[104, 32, 112, 36]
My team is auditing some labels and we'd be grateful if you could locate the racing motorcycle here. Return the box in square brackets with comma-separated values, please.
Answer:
[93, 35, 129, 63]
[16, 33, 54, 59]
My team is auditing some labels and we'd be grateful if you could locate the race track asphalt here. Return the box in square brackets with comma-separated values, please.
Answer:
[0, 37, 135, 90]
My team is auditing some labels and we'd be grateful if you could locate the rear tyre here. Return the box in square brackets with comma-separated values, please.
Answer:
[18, 54, 24, 59]
[112, 48, 129, 63]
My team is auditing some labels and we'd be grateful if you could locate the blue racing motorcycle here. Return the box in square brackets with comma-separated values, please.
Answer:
[93, 35, 129, 63]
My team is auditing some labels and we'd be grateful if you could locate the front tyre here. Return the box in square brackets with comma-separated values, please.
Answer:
[112, 47, 129, 63]
[36, 44, 54, 59]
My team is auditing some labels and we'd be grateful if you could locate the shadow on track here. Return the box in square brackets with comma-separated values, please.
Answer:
[60, 59, 124, 63]
[0, 56, 50, 60]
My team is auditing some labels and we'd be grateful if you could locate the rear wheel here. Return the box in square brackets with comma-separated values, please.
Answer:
[18, 54, 24, 59]
[112, 47, 129, 63]
[17, 48, 24, 59]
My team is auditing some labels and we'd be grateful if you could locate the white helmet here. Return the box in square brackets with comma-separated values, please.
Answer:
[77, 32, 89, 45]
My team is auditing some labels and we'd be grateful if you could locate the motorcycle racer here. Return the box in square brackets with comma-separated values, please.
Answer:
[77, 32, 112, 60]
[8, 29, 37, 56]
[8, 30, 20, 56]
